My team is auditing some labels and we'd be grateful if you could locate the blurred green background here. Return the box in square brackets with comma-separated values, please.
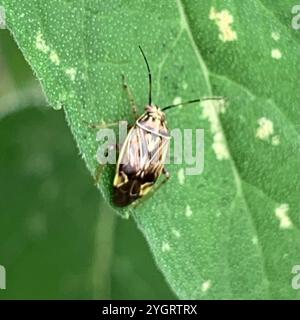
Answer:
[0, 30, 175, 299]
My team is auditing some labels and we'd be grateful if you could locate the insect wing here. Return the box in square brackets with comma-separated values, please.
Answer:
[113, 112, 170, 206]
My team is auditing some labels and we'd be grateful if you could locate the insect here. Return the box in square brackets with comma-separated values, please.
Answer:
[95, 46, 224, 207]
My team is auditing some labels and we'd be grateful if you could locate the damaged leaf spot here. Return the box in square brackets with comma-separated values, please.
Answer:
[209, 7, 237, 42]
[201, 100, 229, 160]
[271, 48, 282, 60]
[185, 205, 193, 218]
[36, 31, 50, 53]
[65, 67, 77, 81]
[256, 117, 274, 140]
[271, 31, 280, 41]
[50, 50, 60, 65]
[162, 241, 171, 252]
[177, 168, 185, 185]
[275, 204, 293, 230]
[201, 279, 212, 293]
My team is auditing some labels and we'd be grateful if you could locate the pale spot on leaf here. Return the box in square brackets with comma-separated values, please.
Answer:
[201, 280, 212, 292]
[177, 168, 185, 185]
[271, 135, 280, 146]
[271, 48, 282, 60]
[209, 7, 237, 42]
[182, 81, 188, 90]
[201, 99, 229, 160]
[162, 241, 171, 252]
[171, 228, 181, 238]
[271, 31, 280, 41]
[173, 96, 182, 109]
[50, 50, 60, 65]
[275, 204, 293, 229]
[256, 117, 274, 140]
[36, 31, 50, 54]
[65, 67, 77, 81]
[252, 236, 258, 245]
[185, 205, 193, 218]
[213, 132, 230, 160]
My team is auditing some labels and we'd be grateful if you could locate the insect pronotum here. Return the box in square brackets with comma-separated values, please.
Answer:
[94, 46, 225, 207]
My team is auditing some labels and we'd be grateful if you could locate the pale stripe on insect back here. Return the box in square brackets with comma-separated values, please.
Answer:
[136, 121, 171, 139]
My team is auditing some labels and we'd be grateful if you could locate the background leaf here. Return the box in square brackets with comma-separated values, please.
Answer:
[0, 30, 45, 118]
[1, 0, 299, 299]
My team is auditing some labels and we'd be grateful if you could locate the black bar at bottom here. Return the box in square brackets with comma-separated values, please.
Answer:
[0, 300, 299, 319]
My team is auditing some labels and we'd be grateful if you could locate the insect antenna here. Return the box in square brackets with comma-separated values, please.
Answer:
[162, 96, 226, 111]
[139, 45, 152, 105]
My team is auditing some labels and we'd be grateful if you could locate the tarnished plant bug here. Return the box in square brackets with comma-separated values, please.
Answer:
[92, 46, 225, 207]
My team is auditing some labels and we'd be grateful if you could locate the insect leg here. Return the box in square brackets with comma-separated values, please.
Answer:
[151, 168, 170, 192]
[85, 120, 120, 130]
[162, 167, 170, 178]
[147, 168, 170, 194]
[122, 74, 138, 119]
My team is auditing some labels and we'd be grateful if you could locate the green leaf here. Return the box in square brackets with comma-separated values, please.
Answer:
[1, 0, 299, 299]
